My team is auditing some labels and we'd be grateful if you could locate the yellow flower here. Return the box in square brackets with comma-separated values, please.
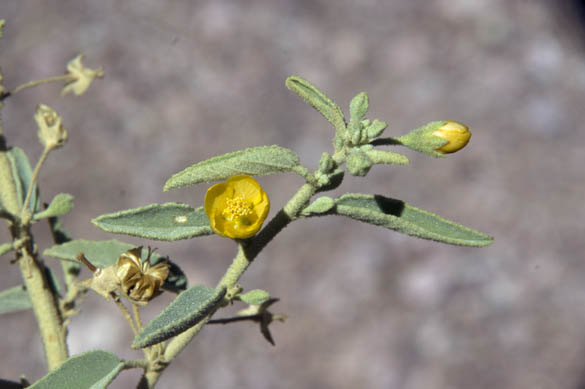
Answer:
[61, 54, 104, 97]
[205, 175, 270, 239]
[432, 120, 471, 154]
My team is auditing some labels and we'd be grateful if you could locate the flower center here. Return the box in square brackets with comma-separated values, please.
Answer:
[223, 196, 253, 221]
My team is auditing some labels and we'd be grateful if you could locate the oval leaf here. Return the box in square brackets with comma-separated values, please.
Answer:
[33, 193, 74, 220]
[28, 350, 123, 389]
[43, 239, 187, 293]
[238, 289, 271, 306]
[0, 285, 32, 314]
[164, 145, 301, 191]
[92, 202, 213, 241]
[334, 194, 493, 247]
[133, 285, 226, 349]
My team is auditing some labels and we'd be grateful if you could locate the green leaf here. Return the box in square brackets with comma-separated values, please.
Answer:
[0, 285, 32, 314]
[0, 242, 13, 257]
[364, 119, 387, 139]
[33, 193, 74, 220]
[238, 289, 271, 305]
[164, 145, 301, 191]
[333, 194, 493, 247]
[28, 350, 123, 389]
[301, 196, 335, 216]
[43, 239, 187, 293]
[92, 203, 213, 241]
[349, 92, 368, 123]
[348, 92, 368, 139]
[6, 147, 41, 212]
[285, 76, 346, 133]
[133, 285, 226, 349]
[365, 149, 409, 166]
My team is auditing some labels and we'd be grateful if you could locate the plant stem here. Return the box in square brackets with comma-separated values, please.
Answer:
[0, 151, 69, 370]
[143, 182, 317, 388]
[10, 75, 72, 95]
[22, 147, 50, 214]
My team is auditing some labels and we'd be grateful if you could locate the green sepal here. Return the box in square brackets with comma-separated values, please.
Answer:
[0, 19, 5, 39]
[285, 76, 346, 134]
[365, 149, 409, 166]
[4, 147, 40, 213]
[43, 239, 188, 293]
[333, 194, 493, 247]
[132, 285, 227, 349]
[0, 242, 13, 257]
[301, 196, 335, 216]
[396, 121, 449, 158]
[237, 289, 271, 305]
[33, 193, 74, 220]
[0, 285, 32, 314]
[92, 203, 213, 241]
[346, 150, 373, 176]
[164, 145, 301, 191]
[28, 350, 123, 389]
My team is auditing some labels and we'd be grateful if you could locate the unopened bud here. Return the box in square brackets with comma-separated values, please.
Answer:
[432, 120, 471, 154]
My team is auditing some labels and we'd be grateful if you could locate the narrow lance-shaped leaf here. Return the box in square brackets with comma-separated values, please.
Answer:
[5, 147, 40, 212]
[0, 285, 32, 314]
[33, 193, 74, 220]
[28, 350, 123, 389]
[285, 76, 346, 134]
[92, 202, 213, 241]
[133, 285, 226, 349]
[164, 145, 301, 191]
[44, 239, 187, 293]
[311, 194, 493, 247]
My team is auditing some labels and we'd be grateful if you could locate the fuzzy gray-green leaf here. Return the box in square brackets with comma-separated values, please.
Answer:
[28, 350, 123, 389]
[285, 76, 346, 133]
[349, 92, 368, 123]
[238, 289, 271, 305]
[92, 203, 212, 241]
[44, 239, 187, 293]
[301, 196, 335, 216]
[6, 147, 40, 212]
[0, 285, 32, 314]
[164, 145, 300, 191]
[133, 285, 226, 349]
[334, 194, 493, 247]
[33, 193, 74, 220]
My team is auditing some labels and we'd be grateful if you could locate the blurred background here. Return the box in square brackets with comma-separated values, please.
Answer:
[1, 1, 584, 388]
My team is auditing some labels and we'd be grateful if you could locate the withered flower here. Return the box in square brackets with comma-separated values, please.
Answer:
[116, 247, 170, 306]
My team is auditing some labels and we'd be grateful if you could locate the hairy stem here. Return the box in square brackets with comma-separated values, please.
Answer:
[0, 151, 68, 370]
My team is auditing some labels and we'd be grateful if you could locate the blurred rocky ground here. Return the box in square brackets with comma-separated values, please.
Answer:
[1, 1, 585, 388]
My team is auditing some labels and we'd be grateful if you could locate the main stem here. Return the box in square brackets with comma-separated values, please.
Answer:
[143, 182, 316, 388]
[0, 150, 69, 370]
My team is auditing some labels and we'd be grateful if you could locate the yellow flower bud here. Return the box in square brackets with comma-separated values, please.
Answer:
[34, 104, 68, 149]
[204, 175, 270, 239]
[432, 120, 471, 154]
[61, 54, 104, 97]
